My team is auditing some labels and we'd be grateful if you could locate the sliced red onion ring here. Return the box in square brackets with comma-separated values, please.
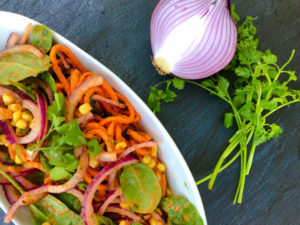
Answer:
[3, 185, 20, 205]
[17, 99, 41, 144]
[0, 44, 44, 58]
[151, 211, 167, 225]
[67, 188, 84, 202]
[0, 163, 38, 176]
[48, 151, 88, 193]
[6, 33, 18, 49]
[4, 184, 48, 223]
[0, 120, 17, 144]
[15, 177, 35, 189]
[82, 155, 138, 225]
[97, 152, 117, 162]
[119, 141, 157, 158]
[108, 170, 117, 191]
[74, 147, 83, 158]
[0, 85, 22, 103]
[0, 176, 10, 184]
[66, 75, 103, 123]
[91, 95, 125, 109]
[98, 188, 122, 215]
[58, 52, 71, 69]
[37, 78, 53, 104]
[105, 206, 143, 222]
[78, 112, 94, 125]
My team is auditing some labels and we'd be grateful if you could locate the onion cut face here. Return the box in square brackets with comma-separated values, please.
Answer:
[82, 155, 138, 225]
[150, 0, 237, 79]
[48, 151, 88, 193]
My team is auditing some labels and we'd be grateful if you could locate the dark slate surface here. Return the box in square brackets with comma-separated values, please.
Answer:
[0, 0, 299, 224]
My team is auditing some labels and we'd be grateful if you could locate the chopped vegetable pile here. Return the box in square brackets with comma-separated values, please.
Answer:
[148, 5, 299, 204]
[0, 22, 203, 225]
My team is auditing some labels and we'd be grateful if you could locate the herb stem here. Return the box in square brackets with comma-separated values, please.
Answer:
[263, 99, 300, 119]
[0, 168, 24, 193]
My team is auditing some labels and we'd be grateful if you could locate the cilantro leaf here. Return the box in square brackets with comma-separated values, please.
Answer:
[224, 113, 233, 128]
[87, 138, 102, 158]
[47, 93, 66, 127]
[56, 120, 86, 147]
[172, 78, 185, 90]
[50, 167, 71, 181]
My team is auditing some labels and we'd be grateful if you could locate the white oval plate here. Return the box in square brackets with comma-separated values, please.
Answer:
[0, 11, 207, 225]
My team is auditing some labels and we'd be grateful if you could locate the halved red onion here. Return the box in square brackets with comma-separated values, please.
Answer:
[17, 99, 41, 144]
[0, 44, 44, 58]
[66, 75, 103, 123]
[151, 211, 167, 225]
[119, 141, 157, 158]
[15, 177, 35, 189]
[48, 151, 88, 193]
[91, 95, 125, 109]
[67, 188, 84, 202]
[150, 0, 237, 79]
[3, 184, 20, 205]
[37, 78, 53, 104]
[105, 206, 143, 222]
[6, 33, 18, 49]
[98, 188, 122, 215]
[82, 155, 138, 225]
[78, 112, 94, 125]
[97, 152, 117, 162]
[0, 120, 17, 144]
[4, 184, 48, 223]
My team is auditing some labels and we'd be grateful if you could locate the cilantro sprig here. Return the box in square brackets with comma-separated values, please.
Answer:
[147, 6, 300, 204]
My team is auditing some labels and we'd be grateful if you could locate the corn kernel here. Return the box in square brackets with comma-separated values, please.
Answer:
[14, 155, 23, 164]
[16, 119, 28, 129]
[29, 119, 35, 129]
[115, 142, 127, 150]
[13, 111, 22, 122]
[11, 120, 17, 127]
[166, 188, 172, 197]
[0, 135, 8, 146]
[16, 127, 29, 137]
[21, 111, 33, 121]
[151, 146, 158, 157]
[149, 159, 156, 168]
[120, 202, 130, 209]
[157, 163, 166, 172]
[42, 222, 52, 225]
[3, 92, 15, 105]
[0, 114, 6, 120]
[8, 103, 22, 112]
[142, 155, 152, 165]
[119, 221, 129, 225]
[150, 218, 158, 225]
[79, 103, 92, 115]
[0, 107, 13, 120]
[89, 158, 98, 168]
[156, 208, 163, 216]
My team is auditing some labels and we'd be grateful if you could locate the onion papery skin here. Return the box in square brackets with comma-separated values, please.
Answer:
[150, 0, 237, 79]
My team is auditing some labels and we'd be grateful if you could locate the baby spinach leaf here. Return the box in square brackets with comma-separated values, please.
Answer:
[94, 215, 116, 225]
[0, 53, 50, 85]
[40, 71, 57, 94]
[160, 196, 203, 225]
[30, 194, 84, 225]
[120, 163, 162, 214]
[31, 25, 53, 53]
[54, 192, 82, 214]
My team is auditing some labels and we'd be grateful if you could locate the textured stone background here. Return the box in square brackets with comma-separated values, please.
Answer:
[0, 0, 299, 224]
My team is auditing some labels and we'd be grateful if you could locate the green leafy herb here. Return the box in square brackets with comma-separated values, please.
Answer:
[77, 181, 88, 191]
[7, 80, 37, 101]
[31, 25, 53, 53]
[87, 138, 102, 158]
[40, 71, 57, 94]
[148, 5, 300, 204]
[55, 192, 82, 214]
[94, 215, 116, 225]
[49, 167, 71, 181]
[160, 196, 204, 225]
[0, 53, 50, 85]
[120, 163, 162, 214]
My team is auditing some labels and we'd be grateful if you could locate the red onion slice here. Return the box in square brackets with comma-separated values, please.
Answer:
[37, 78, 53, 104]
[82, 155, 138, 225]
[78, 112, 94, 125]
[66, 75, 103, 123]
[119, 141, 157, 158]
[17, 99, 41, 144]
[97, 152, 117, 162]
[108, 170, 117, 191]
[150, 0, 237, 79]
[105, 206, 143, 222]
[48, 150, 88, 193]
[0, 44, 44, 58]
[98, 188, 122, 215]
[0, 176, 10, 184]
[3, 185, 20, 205]
[0, 163, 38, 176]
[15, 177, 35, 189]
[6, 33, 18, 49]
[4, 184, 48, 223]
[151, 211, 167, 224]
[74, 147, 83, 158]
[0, 85, 23, 103]
[91, 95, 125, 109]
[0, 120, 17, 144]
[67, 188, 84, 202]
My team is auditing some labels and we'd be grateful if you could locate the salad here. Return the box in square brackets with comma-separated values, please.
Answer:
[0, 24, 203, 225]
